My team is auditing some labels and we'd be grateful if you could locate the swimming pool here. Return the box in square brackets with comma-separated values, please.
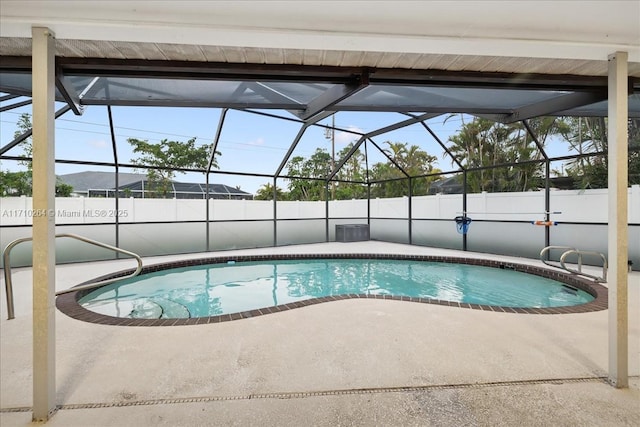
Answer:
[57, 254, 607, 326]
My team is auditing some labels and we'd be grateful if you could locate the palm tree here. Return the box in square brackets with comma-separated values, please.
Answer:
[254, 183, 287, 200]
[447, 116, 567, 192]
[370, 141, 438, 197]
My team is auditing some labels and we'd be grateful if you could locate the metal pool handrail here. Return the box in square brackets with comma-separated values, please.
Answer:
[540, 245, 576, 269]
[3, 233, 143, 320]
[540, 245, 608, 283]
[560, 249, 608, 283]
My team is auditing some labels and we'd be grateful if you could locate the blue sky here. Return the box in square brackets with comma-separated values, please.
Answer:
[0, 99, 575, 194]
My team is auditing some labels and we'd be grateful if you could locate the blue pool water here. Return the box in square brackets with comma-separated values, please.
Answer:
[79, 259, 594, 319]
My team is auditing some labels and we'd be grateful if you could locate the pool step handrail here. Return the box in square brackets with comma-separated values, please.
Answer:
[559, 249, 608, 283]
[3, 233, 143, 320]
[540, 245, 576, 270]
[540, 245, 607, 283]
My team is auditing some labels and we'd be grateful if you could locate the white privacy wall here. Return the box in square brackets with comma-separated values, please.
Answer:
[1, 186, 639, 267]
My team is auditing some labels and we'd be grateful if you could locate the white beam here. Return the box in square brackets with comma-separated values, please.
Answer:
[607, 51, 629, 388]
[1, 2, 639, 62]
[31, 26, 57, 421]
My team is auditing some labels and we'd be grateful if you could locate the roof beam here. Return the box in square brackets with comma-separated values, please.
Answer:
[522, 120, 549, 161]
[55, 72, 84, 115]
[368, 137, 409, 177]
[0, 98, 32, 112]
[500, 90, 608, 123]
[301, 110, 335, 124]
[326, 135, 366, 182]
[365, 112, 441, 139]
[51, 58, 611, 90]
[56, 58, 361, 84]
[299, 72, 369, 121]
[327, 105, 514, 114]
[207, 108, 227, 174]
[249, 82, 302, 106]
[240, 109, 366, 139]
[243, 83, 343, 125]
[0, 105, 72, 156]
[0, 94, 21, 102]
[326, 112, 440, 181]
[369, 68, 610, 91]
[401, 113, 465, 170]
[80, 99, 304, 109]
[274, 123, 311, 177]
[246, 82, 305, 118]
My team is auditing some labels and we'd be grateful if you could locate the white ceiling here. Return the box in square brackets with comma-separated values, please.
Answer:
[1, 0, 639, 66]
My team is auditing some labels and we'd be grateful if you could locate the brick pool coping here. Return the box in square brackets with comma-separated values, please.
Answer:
[56, 253, 608, 326]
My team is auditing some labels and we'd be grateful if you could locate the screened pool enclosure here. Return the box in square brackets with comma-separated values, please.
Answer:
[1, 53, 639, 268]
[1, 5, 639, 422]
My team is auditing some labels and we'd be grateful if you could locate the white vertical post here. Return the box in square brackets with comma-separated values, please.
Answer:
[31, 26, 57, 420]
[607, 51, 629, 388]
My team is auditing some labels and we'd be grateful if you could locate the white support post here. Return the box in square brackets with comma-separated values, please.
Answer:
[31, 27, 57, 420]
[607, 51, 629, 388]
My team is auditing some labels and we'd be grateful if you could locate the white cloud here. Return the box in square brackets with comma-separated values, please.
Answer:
[335, 126, 363, 145]
[88, 139, 107, 149]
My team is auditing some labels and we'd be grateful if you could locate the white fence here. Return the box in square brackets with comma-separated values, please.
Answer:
[1, 186, 639, 268]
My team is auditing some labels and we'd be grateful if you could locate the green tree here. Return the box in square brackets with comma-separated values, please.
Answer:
[562, 117, 640, 188]
[285, 148, 332, 201]
[0, 113, 34, 196]
[369, 141, 439, 197]
[1, 113, 74, 197]
[0, 170, 31, 196]
[561, 117, 606, 188]
[128, 137, 218, 198]
[0, 172, 74, 197]
[14, 113, 33, 170]
[55, 179, 73, 197]
[369, 162, 404, 198]
[448, 118, 511, 192]
[254, 182, 287, 200]
[334, 143, 367, 199]
[447, 116, 568, 193]
[510, 116, 571, 190]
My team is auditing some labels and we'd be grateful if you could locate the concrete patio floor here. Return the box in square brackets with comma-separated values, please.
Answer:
[1, 242, 639, 426]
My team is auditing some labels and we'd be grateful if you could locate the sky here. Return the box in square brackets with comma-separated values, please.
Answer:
[0, 98, 577, 194]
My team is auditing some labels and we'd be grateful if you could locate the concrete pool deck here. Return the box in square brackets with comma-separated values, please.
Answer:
[1, 242, 639, 426]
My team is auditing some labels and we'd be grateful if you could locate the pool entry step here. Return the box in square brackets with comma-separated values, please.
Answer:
[336, 224, 370, 242]
[129, 298, 192, 319]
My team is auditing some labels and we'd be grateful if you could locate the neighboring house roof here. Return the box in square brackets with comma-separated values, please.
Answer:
[549, 176, 577, 190]
[58, 171, 253, 198]
[116, 180, 252, 198]
[429, 176, 464, 194]
[58, 171, 145, 193]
